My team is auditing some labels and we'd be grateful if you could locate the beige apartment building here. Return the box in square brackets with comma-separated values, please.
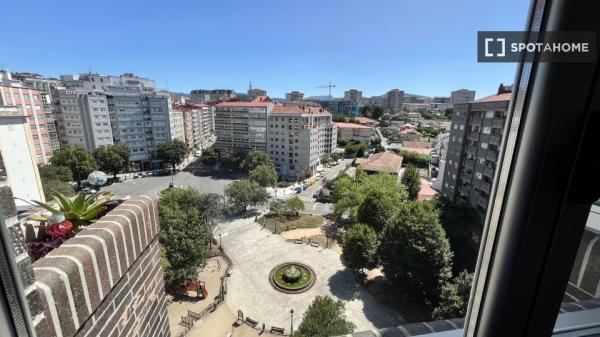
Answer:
[268, 106, 336, 179]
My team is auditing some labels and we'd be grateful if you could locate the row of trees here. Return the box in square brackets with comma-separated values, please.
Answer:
[333, 170, 480, 319]
[201, 148, 274, 174]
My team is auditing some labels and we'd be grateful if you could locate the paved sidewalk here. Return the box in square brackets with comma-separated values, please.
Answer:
[214, 215, 403, 332]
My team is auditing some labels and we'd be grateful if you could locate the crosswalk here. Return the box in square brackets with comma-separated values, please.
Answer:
[297, 194, 316, 203]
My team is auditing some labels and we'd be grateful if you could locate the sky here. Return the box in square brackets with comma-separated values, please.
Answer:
[0, 0, 530, 99]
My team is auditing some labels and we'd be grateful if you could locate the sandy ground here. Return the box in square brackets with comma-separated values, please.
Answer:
[280, 227, 342, 255]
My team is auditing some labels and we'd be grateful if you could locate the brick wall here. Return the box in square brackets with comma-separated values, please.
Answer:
[30, 196, 170, 337]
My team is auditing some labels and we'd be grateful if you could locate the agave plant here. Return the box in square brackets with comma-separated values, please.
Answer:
[29, 191, 115, 232]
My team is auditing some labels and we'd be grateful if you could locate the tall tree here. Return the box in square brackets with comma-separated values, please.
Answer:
[432, 271, 474, 320]
[200, 147, 219, 171]
[159, 188, 221, 289]
[220, 148, 243, 171]
[249, 164, 277, 188]
[341, 223, 379, 273]
[378, 201, 453, 307]
[357, 190, 398, 232]
[293, 296, 355, 337]
[283, 196, 305, 217]
[401, 165, 421, 200]
[224, 180, 268, 211]
[50, 145, 98, 189]
[241, 149, 272, 172]
[93, 144, 131, 179]
[157, 140, 188, 171]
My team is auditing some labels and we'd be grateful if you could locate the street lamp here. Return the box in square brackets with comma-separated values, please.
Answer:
[290, 309, 294, 335]
[219, 234, 222, 247]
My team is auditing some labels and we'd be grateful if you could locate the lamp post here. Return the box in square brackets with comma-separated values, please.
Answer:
[219, 234, 222, 247]
[290, 309, 294, 335]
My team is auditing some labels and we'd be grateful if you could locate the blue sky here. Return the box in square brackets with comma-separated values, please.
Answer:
[0, 0, 529, 98]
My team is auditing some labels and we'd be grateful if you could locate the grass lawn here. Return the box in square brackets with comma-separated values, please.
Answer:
[257, 213, 324, 234]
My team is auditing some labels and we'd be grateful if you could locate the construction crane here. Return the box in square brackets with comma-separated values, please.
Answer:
[316, 81, 336, 100]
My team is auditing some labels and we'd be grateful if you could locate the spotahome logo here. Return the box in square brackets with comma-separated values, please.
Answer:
[478, 31, 597, 63]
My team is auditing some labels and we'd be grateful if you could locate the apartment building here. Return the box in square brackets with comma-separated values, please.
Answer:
[169, 109, 185, 144]
[191, 89, 236, 103]
[60, 72, 155, 94]
[441, 86, 511, 215]
[334, 122, 373, 142]
[285, 91, 304, 102]
[450, 89, 476, 105]
[0, 106, 45, 210]
[431, 132, 450, 191]
[344, 89, 363, 105]
[268, 106, 336, 179]
[247, 84, 267, 101]
[107, 93, 172, 169]
[386, 89, 404, 110]
[213, 96, 273, 153]
[179, 103, 215, 149]
[0, 71, 53, 164]
[53, 88, 114, 150]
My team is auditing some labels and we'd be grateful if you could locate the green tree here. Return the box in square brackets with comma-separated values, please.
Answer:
[401, 165, 421, 200]
[432, 271, 474, 320]
[341, 223, 379, 273]
[435, 197, 483, 274]
[93, 144, 131, 179]
[293, 296, 355, 337]
[241, 149, 272, 172]
[378, 201, 453, 307]
[393, 150, 430, 168]
[283, 196, 305, 217]
[50, 145, 98, 189]
[159, 188, 220, 289]
[357, 190, 398, 232]
[200, 147, 219, 171]
[220, 148, 243, 171]
[39, 164, 73, 182]
[157, 140, 188, 171]
[224, 180, 269, 210]
[249, 164, 277, 188]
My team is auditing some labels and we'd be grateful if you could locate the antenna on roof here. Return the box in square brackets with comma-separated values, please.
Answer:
[249, 80, 252, 92]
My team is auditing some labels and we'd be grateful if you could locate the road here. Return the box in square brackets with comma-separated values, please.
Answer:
[103, 171, 237, 198]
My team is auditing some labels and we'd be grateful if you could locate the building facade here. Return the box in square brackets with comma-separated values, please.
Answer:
[441, 88, 510, 215]
[450, 89, 476, 105]
[268, 106, 336, 179]
[344, 89, 363, 105]
[334, 122, 373, 142]
[386, 89, 404, 110]
[0, 106, 45, 210]
[60, 72, 155, 94]
[0, 71, 53, 164]
[285, 91, 304, 102]
[213, 96, 273, 153]
[169, 109, 185, 144]
[190, 89, 236, 103]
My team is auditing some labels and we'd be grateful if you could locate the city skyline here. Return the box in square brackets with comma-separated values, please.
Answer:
[0, 0, 529, 99]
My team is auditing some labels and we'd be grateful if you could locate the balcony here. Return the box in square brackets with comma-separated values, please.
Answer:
[467, 146, 478, 156]
[467, 132, 480, 141]
[464, 159, 474, 169]
[492, 118, 504, 128]
[486, 150, 498, 161]
[483, 166, 495, 178]
[489, 134, 501, 146]
[480, 181, 491, 193]
[471, 117, 483, 125]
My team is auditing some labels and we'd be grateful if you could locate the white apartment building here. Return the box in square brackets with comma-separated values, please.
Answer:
[53, 88, 114, 150]
[268, 106, 336, 179]
[0, 106, 45, 210]
[450, 89, 476, 105]
[190, 89, 236, 103]
[344, 89, 363, 105]
[214, 96, 273, 153]
[169, 109, 185, 143]
[335, 122, 374, 143]
[386, 89, 405, 110]
[60, 73, 155, 94]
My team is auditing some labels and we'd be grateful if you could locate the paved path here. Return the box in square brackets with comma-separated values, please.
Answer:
[214, 215, 402, 332]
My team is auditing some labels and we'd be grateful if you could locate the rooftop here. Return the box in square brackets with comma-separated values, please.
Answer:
[359, 151, 403, 174]
[215, 96, 273, 107]
[474, 92, 512, 103]
[356, 116, 376, 124]
[334, 122, 372, 129]
[418, 179, 438, 201]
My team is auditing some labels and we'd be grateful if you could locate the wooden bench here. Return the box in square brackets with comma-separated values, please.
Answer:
[310, 242, 319, 247]
[294, 239, 303, 244]
[270, 326, 285, 334]
[188, 310, 201, 320]
[245, 317, 258, 327]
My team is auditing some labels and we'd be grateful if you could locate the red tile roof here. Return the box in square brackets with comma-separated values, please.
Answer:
[334, 122, 372, 129]
[474, 92, 512, 103]
[272, 106, 304, 113]
[418, 179, 438, 201]
[356, 116, 376, 124]
[215, 96, 273, 107]
[402, 141, 431, 155]
[359, 152, 403, 174]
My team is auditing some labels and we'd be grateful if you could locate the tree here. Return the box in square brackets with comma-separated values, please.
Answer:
[357, 191, 398, 232]
[93, 144, 131, 179]
[283, 196, 304, 217]
[393, 150, 430, 168]
[39, 164, 73, 182]
[249, 164, 277, 188]
[432, 271, 474, 320]
[241, 149, 272, 173]
[293, 296, 355, 337]
[341, 223, 379, 273]
[378, 201, 453, 307]
[50, 145, 98, 189]
[157, 140, 188, 171]
[401, 165, 421, 200]
[435, 197, 483, 274]
[220, 148, 243, 171]
[200, 147, 219, 171]
[159, 188, 221, 289]
[224, 180, 269, 210]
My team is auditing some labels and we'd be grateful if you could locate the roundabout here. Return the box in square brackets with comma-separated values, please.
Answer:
[269, 262, 316, 294]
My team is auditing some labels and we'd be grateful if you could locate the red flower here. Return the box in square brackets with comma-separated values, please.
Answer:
[46, 220, 73, 239]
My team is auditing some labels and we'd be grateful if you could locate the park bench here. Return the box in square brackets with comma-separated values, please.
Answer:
[270, 326, 285, 334]
[310, 242, 319, 247]
[188, 310, 201, 320]
[245, 317, 258, 327]
[294, 239, 303, 244]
